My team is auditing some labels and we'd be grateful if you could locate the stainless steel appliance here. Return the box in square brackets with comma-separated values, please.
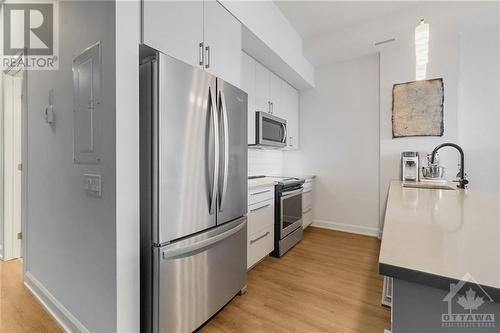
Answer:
[140, 47, 248, 333]
[271, 178, 305, 257]
[251, 111, 287, 148]
[401, 151, 420, 182]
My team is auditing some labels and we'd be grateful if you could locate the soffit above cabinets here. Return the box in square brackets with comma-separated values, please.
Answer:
[242, 27, 314, 90]
[219, 0, 315, 90]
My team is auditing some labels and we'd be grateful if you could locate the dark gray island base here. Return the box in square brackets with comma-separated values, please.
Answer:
[391, 277, 499, 333]
[381, 264, 500, 333]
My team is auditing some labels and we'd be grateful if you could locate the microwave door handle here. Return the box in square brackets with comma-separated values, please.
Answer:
[218, 89, 229, 212]
[281, 123, 287, 143]
[209, 87, 219, 215]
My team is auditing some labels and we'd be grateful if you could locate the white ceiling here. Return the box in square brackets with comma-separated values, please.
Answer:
[275, 1, 500, 66]
[274, 1, 419, 40]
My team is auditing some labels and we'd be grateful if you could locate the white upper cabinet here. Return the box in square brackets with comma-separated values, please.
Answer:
[143, 1, 204, 69]
[143, 0, 241, 85]
[269, 71, 282, 117]
[281, 82, 299, 150]
[204, 0, 242, 86]
[241, 48, 300, 149]
[255, 62, 271, 114]
[241, 52, 256, 145]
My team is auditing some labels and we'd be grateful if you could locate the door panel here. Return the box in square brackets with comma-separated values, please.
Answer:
[240, 52, 256, 145]
[255, 62, 270, 113]
[156, 53, 217, 243]
[143, 1, 203, 68]
[217, 79, 248, 225]
[155, 218, 247, 333]
[203, 0, 242, 86]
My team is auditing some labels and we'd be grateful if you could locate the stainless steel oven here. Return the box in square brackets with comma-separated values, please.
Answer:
[253, 111, 287, 148]
[272, 178, 305, 257]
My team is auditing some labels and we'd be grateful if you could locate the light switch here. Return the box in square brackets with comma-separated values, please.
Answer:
[84, 174, 101, 197]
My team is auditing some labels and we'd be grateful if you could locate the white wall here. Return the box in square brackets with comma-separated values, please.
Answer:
[379, 29, 461, 223]
[285, 54, 380, 236]
[25, 1, 117, 331]
[458, 29, 500, 195]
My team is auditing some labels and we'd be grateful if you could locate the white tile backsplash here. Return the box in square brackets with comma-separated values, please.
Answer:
[248, 149, 284, 176]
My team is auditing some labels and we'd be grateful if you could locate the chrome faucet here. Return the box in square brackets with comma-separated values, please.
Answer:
[430, 143, 468, 189]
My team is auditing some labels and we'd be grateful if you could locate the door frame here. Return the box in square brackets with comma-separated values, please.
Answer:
[0, 52, 27, 267]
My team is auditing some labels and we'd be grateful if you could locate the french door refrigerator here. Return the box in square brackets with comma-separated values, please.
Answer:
[140, 48, 248, 333]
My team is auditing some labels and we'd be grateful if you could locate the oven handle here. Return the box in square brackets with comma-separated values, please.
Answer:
[281, 188, 302, 199]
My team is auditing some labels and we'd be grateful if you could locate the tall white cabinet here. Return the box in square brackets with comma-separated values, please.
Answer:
[143, 0, 241, 86]
[242, 52, 300, 149]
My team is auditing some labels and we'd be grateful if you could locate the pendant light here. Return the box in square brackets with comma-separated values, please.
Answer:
[415, 19, 430, 80]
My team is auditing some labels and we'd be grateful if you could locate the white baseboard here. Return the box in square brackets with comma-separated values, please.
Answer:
[24, 271, 89, 333]
[311, 219, 380, 237]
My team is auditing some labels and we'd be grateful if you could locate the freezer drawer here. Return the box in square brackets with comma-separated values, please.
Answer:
[154, 217, 247, 333]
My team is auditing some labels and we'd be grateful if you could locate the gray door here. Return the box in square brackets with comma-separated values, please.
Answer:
[156, 53, 218, 244]
[154, 217, 247, 333]
[216, 79, 248, 225]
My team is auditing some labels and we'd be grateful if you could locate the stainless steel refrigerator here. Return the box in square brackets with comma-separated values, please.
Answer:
[140, 47, 248, 333]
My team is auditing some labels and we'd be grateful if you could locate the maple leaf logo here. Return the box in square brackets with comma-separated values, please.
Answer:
[457, 288, 485, 313]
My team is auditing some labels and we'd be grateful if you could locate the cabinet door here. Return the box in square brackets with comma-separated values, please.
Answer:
[269, 71, 282, 117]
[282, 82, 299, 149]
[143, 0, 203, 68]
[204, 0, 242, 86]
[241, 52, 256, 144]
[255, 62, 270, 113]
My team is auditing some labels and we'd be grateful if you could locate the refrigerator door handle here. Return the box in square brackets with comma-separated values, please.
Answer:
[218, 89, 229, 212]
[209, 86, 219, 215]
[161, 219, 246, 260]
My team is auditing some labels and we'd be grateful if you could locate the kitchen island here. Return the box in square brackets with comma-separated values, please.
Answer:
[379, 181, 500, 332]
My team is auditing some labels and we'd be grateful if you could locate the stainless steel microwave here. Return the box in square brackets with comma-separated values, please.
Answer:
[253, 111, 287, 148]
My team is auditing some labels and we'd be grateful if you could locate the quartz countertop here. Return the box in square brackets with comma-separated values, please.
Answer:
[379, 180, 500, 295]
[248, 177, 279, 190]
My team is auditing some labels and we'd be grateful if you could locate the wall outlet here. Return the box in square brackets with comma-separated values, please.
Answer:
[83, 174, 102, 197]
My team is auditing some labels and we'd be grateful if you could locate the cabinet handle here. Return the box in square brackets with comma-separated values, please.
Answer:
[205, 45, 210, 69]
[250, 203, 270, 213]
[303, 207, 313, 214]
[250, 231, 270, 244]
[199, 42, 204, 66]
[268, 101, 271, 114]
[251, 189, 271, 196]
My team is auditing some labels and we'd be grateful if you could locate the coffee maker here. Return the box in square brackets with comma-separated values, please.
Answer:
[401, 152, 419, 182]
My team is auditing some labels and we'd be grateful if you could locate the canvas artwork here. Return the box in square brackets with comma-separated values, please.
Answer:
[392, 78, 444, 138]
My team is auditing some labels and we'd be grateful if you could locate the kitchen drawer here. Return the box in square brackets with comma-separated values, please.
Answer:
[247, 225, 274, 269]
[302, 188, 313, 210]
[248, 186, 274, 205]
[248, 199, 274, 235]
[302, 207, 313, 229]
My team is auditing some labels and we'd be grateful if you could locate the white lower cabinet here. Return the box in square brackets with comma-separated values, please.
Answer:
[302, 178, 314, 229]
[247, 193, 275, 269]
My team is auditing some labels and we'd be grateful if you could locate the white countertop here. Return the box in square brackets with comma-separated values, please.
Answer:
[247, 177, 279, 190]
[379, 180, 500, 290]
[248, 175, 316, 190]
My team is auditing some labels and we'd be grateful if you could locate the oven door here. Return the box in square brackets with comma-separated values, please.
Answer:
[256, 112, 287, 148]
[280, 188, 303, 239]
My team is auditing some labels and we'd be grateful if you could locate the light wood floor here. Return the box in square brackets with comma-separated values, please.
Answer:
[0, 259, 63, 333]
[200, 227, 390, 333]
[0, 228, 389, 333]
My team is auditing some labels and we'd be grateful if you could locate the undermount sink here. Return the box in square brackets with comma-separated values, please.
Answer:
[402, 182, 456, 190]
